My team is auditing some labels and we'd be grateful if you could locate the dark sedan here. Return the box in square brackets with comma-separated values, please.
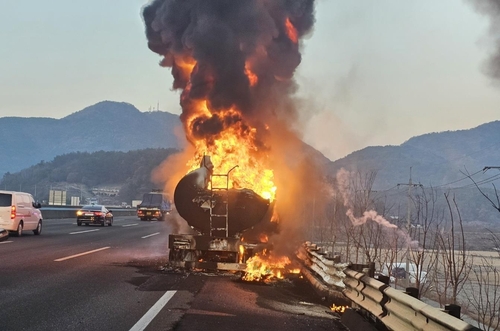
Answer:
[76, 205, 113, 227]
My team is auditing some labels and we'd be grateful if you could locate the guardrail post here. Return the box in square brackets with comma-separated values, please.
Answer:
[444, 304, 461, 319]
[377, 275, 390, 285]
[404, 287, 419, 299]
[368, 262, 375, 278]
[350, 263, 367, 273]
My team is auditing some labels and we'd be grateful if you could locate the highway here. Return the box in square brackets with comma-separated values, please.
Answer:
[0, 216, 347, 331]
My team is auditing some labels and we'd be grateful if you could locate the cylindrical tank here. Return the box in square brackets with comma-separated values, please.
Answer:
[174, 169, 271, 237]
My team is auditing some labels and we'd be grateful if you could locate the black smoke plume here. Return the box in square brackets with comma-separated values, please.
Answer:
[142, 0, 315, 143]
[469, 0, 500, 80]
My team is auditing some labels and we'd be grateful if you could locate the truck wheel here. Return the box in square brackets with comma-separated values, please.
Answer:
[33, 220, 42, 235]
[77, 221, 82, 226]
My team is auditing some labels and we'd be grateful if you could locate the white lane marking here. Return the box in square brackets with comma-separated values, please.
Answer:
[122, 223, 138, 227]
[141, 232, 160, 239]
[70, 229, 100, 235]
[0, 241, 13, 244]
[42, 221, 75, 225]
[54, 246, 110, 262]
[129, 290, 177, 331]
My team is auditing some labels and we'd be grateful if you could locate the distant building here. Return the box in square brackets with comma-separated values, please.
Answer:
[91, 187, 119, 197]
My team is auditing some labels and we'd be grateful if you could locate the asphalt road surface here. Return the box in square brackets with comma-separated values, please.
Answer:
[0, 216, 347, 331]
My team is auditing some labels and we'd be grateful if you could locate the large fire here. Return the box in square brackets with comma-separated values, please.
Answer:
[185, 107, 277, 201]
[170, 32, 278, 201]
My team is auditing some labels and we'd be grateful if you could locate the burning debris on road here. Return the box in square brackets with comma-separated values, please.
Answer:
[330, 304, 348, 314]
[242, 250, 301, 284]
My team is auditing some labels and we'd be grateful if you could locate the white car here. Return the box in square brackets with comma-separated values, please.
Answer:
[381, 262, 428, 284]
[0, 190, 43, 236]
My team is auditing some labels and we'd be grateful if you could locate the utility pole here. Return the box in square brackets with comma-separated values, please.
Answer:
[397, 167, 423, 286]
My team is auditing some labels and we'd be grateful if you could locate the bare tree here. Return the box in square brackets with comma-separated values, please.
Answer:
[408, 186, 443, 298]
[462, 231, 500, 330]
[464, 258, 500, 331]
[379, 226, 407, 287]
[323, 188, 347, 257]
[434, 192, 472, 305]
[463, 167, 500, 213]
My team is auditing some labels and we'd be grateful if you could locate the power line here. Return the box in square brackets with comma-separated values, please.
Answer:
[451, 173, 500, 190]
[432, 169, 483, 189]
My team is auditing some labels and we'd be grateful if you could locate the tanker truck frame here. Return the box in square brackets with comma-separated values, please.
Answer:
[168, 156, 275, 271]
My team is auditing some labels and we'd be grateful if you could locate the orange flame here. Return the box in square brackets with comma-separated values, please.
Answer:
[330, 305, 348, 313]
[285, 18, 298, 44]
[184, 106, 277, 201]
[245, 62, 258, 86]
[174, 55, 197, 82]
[242, 252, 291, 283]
[238, 245, 245, 263]
[259, 234, 269, 243]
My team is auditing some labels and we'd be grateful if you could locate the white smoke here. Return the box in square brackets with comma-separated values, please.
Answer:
[336, 168, 396, 229]
[335, 168, 419, 248]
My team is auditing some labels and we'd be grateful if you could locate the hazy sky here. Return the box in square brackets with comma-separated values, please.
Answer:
[1, 0, 499, 161]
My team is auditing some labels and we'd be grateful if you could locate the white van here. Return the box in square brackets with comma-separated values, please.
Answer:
[0, 190, 43, 237]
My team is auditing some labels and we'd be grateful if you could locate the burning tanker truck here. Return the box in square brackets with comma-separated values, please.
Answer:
[142, 0, 317, 273]
[169, 155, 277, 270]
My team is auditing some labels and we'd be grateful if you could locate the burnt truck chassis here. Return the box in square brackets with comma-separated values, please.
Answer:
[168, 234, 268, 271]
[169, 157, 273, 271]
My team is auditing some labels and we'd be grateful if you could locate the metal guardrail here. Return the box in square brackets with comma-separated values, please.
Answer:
[343, 269, 480, 331]
[297, 243, 347, 288]
[296, 243, 481, 331]
[296, 243, 350, 305]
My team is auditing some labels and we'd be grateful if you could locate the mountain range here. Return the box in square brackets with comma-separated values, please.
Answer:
[2, 100, 500, 192]
[329, 121, 500, 190]
[0, 101, 185, 177]
[2, 101, 500, 224]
